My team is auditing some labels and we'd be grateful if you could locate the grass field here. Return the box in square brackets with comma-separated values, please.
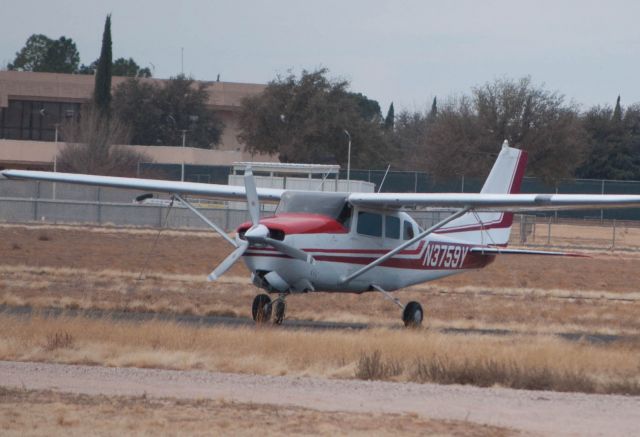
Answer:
[1, 313, 638, 395]
[1, 223, 639, 396]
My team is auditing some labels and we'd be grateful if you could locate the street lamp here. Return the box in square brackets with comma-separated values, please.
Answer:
[343, 129, 351, 192]
[53, 123, 60, 199]
[180, 129, 188, 182]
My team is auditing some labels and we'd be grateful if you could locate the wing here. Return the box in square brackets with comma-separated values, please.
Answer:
[348, 192, 640, 212]
[0, 170, 285, 202]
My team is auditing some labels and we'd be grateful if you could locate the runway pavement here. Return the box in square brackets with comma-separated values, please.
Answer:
[0, 304, 635, 344]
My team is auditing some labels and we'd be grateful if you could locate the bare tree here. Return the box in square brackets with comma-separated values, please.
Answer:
[57, 105, 152, 176]
[394, 78, 586, 183]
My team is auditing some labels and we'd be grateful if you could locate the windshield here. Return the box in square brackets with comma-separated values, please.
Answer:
[276, 191, 348, 218]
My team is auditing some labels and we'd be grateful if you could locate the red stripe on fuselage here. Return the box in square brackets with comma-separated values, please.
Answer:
[244, 251, 494, 270]
[247, 240, 425, 256]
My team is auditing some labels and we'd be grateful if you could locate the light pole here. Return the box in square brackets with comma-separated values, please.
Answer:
[343, 129, 351, 192]
[53, 123, 60, 200]
[180, 129, 188, 182]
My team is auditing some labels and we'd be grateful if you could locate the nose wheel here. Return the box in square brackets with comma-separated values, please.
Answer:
[251, 293, 287, 325]
[252, 294, 272, 323]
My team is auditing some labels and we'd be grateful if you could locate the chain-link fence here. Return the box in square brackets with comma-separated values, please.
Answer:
[512, 214, 640, 251]
[1, 179, 640, 251]
[146, 163, 640, 221]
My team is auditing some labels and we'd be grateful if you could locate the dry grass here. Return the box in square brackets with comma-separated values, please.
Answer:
[0, 313, 638, 395]
[2, 263, 640, 335]
[0, 387, 512, 437]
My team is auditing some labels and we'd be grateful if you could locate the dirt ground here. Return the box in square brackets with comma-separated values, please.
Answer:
[1, 223, 640, 333]
[0, 386, 509, 437]
[3, 360, 640, 436]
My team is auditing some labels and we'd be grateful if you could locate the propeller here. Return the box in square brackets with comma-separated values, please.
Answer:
[207, 240, 248, 281]
[207, 166, 314, 281]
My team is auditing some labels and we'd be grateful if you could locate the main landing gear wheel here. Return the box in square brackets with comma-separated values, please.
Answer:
[252, 294, 272, 323]
[402, 301, 423, 328]
[273, 299, 286, 325]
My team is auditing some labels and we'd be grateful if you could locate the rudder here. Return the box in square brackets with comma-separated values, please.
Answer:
[436, 141, 528, 245]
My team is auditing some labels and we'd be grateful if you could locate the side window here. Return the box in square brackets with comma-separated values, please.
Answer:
[385, 216, 400, 239]
[403, 220, 415, 240]
[357, 211, 382, 237]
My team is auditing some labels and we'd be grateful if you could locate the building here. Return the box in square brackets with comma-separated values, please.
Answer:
[0, 70, 274, 170]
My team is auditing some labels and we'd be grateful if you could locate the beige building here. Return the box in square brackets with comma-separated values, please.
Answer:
[0, 70, 274, 170]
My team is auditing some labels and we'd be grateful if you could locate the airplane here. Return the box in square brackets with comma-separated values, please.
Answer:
[3, 141, 640, 328]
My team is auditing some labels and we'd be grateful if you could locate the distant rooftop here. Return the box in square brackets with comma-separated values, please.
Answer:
[232, 162, 340, 175]
[0, 70, 265, 110]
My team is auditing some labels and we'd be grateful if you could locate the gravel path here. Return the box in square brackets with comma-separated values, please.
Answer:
[1, 361, 638, 436]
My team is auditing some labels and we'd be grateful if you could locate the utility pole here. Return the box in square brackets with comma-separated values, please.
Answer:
[53, 123, 59, 199]
[344, 130, 351, 192]
[181, 129, 188, 182]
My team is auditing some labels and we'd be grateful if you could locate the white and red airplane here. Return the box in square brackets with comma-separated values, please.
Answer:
[3, 141, 640, 327]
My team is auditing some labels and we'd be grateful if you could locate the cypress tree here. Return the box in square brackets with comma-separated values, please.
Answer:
[430, 97, 438, 118]
[94, 15, 112, 113]
[384, 102, 395, 130]
[612, 95, 622, 123]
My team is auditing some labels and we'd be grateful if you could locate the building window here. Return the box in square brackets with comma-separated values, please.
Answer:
[0, 99, 81, 141]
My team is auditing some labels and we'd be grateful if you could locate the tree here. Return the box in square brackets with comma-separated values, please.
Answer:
[429, 97, 438, 119]
[113, 57, 151, 77]
[613, 95, 623, 124]
[94, 15, 113, 113]
[577, 99, 640, 180]
[8, 34, 79, 73]
[79, 57, 152, 77]
[237, 68, 392, 167]
[469, 77, 586, 181]
[392, 78, 586, 182]
[57, 105, 151, 176]
[111, 75, 224, 148]
[384, 103, 395, 130]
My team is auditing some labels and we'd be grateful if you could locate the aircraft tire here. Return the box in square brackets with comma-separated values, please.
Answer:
[252, 294, 272, 323]
[273, 300, 286, 325]
[402, 301, 423, 328]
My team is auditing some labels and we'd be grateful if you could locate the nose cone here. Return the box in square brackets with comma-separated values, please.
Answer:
[244, 224, 269, 239]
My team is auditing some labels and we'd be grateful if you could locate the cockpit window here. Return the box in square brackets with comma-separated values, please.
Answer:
[357, 211, 383, 237]
[403, 220, 415, 240]
[337, 203, 353, 230]
[385, 216, 400, 239]
[276, 191, 348, 218]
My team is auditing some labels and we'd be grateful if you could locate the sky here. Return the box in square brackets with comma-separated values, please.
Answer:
[2, 0, 640, 112]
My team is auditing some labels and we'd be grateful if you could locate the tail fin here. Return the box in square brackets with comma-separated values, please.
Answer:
[437, 141, 528, 245]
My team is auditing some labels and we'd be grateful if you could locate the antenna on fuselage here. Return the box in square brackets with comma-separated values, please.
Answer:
[377, 164, 391, 193]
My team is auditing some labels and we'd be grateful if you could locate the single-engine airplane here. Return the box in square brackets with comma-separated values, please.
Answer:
[4, 141, 640, 327]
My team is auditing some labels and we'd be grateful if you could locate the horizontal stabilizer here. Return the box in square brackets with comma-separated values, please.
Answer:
[470, 247, 588, 257]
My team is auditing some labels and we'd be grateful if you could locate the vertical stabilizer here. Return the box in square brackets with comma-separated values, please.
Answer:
[437, 141, 528, 245]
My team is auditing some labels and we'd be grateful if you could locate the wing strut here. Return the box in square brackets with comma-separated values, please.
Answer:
[173, 194, 238, 248]
[340, 207, 471, 284]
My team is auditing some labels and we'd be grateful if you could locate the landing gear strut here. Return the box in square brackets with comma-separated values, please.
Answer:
[252, 294, 272, 323]
[273, 295, 286, 325]
[372, 285, 424, 328]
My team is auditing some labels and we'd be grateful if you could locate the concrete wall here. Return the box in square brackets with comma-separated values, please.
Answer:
[0, 139, 277, 170]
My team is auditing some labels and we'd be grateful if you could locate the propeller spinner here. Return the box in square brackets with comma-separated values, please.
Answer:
[207, 167, 314, 282]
